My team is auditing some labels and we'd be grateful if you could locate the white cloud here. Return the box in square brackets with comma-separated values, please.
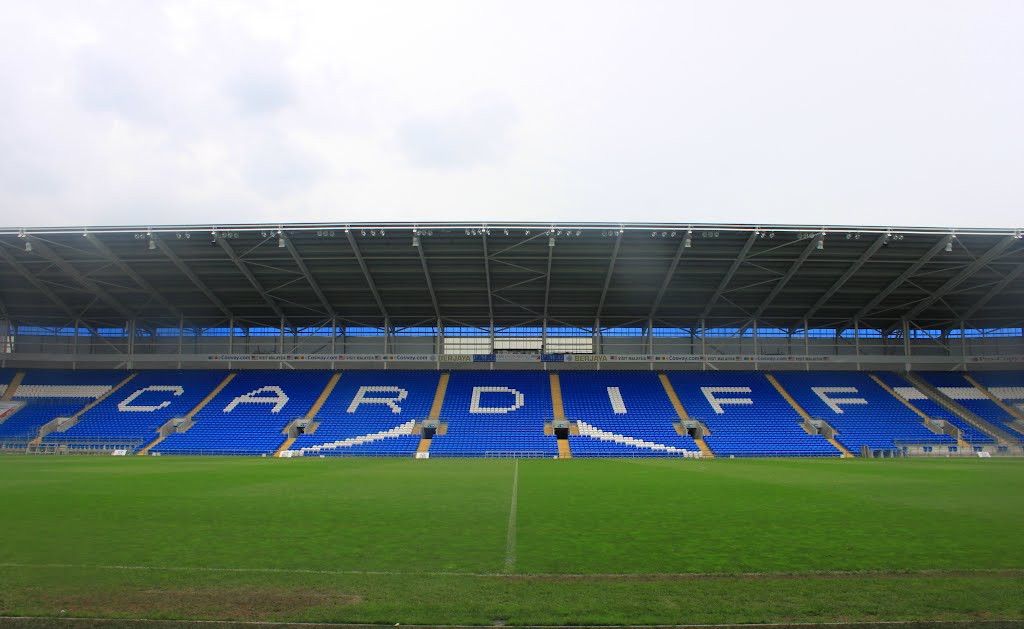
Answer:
[0, 0, 1021, 228]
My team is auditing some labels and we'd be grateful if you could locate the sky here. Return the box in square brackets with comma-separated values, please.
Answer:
[1, 0, 1022, 228]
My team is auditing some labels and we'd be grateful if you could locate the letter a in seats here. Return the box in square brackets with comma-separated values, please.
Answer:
[223, 386, 290, 413]
[470, 386, 524, 414]
[347, 386, 409, 414]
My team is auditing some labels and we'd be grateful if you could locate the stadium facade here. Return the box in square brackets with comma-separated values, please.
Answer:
[1, 222, 1022, 459]
[0, 221, 1021, 370]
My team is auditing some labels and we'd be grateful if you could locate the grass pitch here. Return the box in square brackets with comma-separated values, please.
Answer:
[0, 456, 1021, 626]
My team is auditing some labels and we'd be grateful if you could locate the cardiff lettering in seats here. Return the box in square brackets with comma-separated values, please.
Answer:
[701, 387, 754, 414]
[347, 386, 409, 414]
[470, 386, 525, 414]
[812, 387, 867, 413]
[117, 385, 185, 412]
[223, 386, 289, 413]
[606, 387, 627, 414]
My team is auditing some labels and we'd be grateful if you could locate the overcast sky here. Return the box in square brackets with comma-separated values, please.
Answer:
[1, 1, 1021, 228]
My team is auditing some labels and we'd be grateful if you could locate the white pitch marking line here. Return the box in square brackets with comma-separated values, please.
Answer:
[504, 459, 519, 573]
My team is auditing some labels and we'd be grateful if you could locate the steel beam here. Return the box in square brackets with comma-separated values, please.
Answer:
[596, 231, 622, 322]
[854, 235, 953, 321]
[416, 237, 442, 322]
[892, 236, 1018, 328]
[649, 236, 688, 319]
[84, 233, 182, 319]
[542, 233, 555, 320]
[961, 263, 1024, 322]
[27, 238, 135, 320]
[751, 235, 820, 321]
[0, 246, 79, 320]
[280, 232, 336, 319]
[481, 233, 494, 322]
[699, 231, 758, 321]
[800, 234, 887, 324]
[152, 235, 233, 320]
[345, 231, 388, 319]
[218, 237, 289, 325]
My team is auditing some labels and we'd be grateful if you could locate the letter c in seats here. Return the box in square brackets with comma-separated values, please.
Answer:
[118, 385, 185, 412]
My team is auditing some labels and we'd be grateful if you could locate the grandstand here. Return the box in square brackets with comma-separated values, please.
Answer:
[1, 222, 1022, 458]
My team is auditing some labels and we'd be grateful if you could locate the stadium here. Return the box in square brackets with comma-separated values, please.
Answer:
[0, 221, 1022, 627]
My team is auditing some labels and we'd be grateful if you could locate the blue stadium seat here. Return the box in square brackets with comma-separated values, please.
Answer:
[429, 371, 558, 458]
[561, 371, 699, 458]
[919, 371, 1024, 439]
[872, 372, 995, 444]
[289, 370, 438, 457]
[667, 371, 840, 457]
[772, 371, 954, 453]
[154, 370, 333, 456]
[58, 371, 228, 449]
[1, 370, 129, 441]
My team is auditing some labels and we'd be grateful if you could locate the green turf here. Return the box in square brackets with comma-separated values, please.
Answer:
[0, 456, 1021, 625]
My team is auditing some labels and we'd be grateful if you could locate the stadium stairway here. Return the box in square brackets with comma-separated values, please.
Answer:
[549, 373, 571, 458]
[563, 371, 699, 458]
[274, 372, 341, 457]
[416, 372, 450, 456]
[139, 372, 236, 455]
[902, 372, 1018, 444]
[868, 374, 959, 443]
[964, 374, 1024, 423]
[1, 372, 24, 401]
[968, 371, 1024, 435]
[658, 373, 712, 458]
[765, 373, 854, 457]
[33, 373, 137, 445]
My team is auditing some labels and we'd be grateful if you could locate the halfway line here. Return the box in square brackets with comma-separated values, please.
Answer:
[504, 459, 519, 573]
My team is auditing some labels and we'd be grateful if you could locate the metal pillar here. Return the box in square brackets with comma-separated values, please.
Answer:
[902, 319, 911, 371]
[803, 319, 810, 371]
[700, 319, 707, 371]
[127, 319, 136, 369]
[854, 319, 861, 371]
[752, 320, 758, 370]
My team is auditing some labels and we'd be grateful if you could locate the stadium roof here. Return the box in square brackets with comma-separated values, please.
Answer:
[1, 222, 1022, 333]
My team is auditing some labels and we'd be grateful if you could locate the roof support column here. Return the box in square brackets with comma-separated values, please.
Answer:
[960, 321, 967, 364]
[647, 319, 654, 356]
[854, 319, 861, 371]
[902, 319, 911, 371]
[177, 315, 183, 370]
[384, 317, 390, 356]
[127, 319, 136, 369]
[436, 318, 444, 357]
[803, 319, 810, 371]
[752, 320, 758, 371]
[279, 317, 285, 355]
[489, 319, 495, 354]
[594, 318, 601, 356]
[700, 319, 707, 371]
